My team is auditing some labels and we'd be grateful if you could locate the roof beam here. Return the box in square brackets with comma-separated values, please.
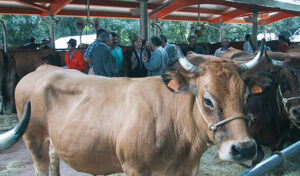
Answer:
[225, 19, 251, 24]
[57, 10, 138, 19]
[69, 0, 158, 10]
[151, 0, 254, 20]
[151, 0, 199, 20]
[16, 0, 48, 12]
[264, 12, 296, 25]
[41, 0, 73, 17]
[0, 7, 42, 16]
[178, 7, 224, 15]
[209, 9, 250, 23]
[161, 15, 210, 22]
[223, 0, 300, 12]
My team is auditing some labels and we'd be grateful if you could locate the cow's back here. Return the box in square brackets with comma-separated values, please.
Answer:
[16, 65, 171, 174]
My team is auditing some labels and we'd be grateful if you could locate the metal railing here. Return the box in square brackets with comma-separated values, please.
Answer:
[238, 140, 300, 176]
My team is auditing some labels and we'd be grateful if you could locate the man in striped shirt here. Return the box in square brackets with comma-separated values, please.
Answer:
[84, 29, 106, 74]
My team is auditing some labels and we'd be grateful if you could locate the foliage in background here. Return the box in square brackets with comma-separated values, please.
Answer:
[0, 15, 299, 46]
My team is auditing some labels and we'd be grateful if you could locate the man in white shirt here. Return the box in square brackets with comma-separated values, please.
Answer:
[243, 34, 253, 53]
[214, 38, 230, 57]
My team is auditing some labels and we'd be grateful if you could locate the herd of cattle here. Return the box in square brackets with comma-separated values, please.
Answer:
[0, 40, 300, 175]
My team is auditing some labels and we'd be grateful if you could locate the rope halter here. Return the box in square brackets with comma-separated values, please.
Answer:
[278, 85, 300, 130]
[195, 95, 252, 140]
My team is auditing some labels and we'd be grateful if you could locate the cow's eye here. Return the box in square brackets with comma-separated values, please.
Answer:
[204, 98, 214, 108]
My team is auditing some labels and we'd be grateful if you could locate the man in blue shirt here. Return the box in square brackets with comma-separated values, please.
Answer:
[142, 36, 168, 76]
[111, 32, 124, 76]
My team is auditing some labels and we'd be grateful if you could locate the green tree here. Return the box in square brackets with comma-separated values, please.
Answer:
[0, 15, 299, 47]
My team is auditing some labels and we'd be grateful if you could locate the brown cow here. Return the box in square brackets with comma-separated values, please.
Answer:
[13, 47, 270, 175]
[0, 49, 16, 113]
[220, 47, 300, 164]
[11, 48, 61, 78]
[286, 44, 300, 53]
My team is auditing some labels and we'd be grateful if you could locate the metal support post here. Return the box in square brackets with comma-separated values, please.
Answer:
[49, 10, 56, 49]
[139, 0, 148, 40]
[219, 18, 223, 42]
[154, 14, 158, 36]
[252, 6, 258, 50]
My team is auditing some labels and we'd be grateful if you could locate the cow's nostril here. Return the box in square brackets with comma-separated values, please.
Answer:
[231, 145, 243, 161]
[231, 142, 256, 161]
[293, 109, 298, 115]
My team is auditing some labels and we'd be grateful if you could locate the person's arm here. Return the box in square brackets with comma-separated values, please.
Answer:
[75, 51, 87, 73]
[119, 48, 124, 71]
[167, 45, 178, 66]
[214, 48, 220, 57]
[91, 47, 105, 76]
[103, 48, 119, 77]
[65, 52, 69, 68]
[144, 49, 161, 71]
[84, 44, 94, 65]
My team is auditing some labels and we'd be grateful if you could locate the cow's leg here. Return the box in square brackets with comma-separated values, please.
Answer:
[49, 140, 60, 176]
[23, 135, 50, 176]
[0, 79, 3, 114]
[0, 94, 3, 113]
[4, 70, 16, 113]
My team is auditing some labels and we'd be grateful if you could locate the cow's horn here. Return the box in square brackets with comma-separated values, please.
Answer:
[239, 39, 265, 72]
[176, 45, 201, 74]
[0, 101, 31, 152]
[264, 49, 283, 68]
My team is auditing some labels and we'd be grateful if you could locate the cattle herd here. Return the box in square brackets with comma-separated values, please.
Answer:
[0, 40, 300, 175]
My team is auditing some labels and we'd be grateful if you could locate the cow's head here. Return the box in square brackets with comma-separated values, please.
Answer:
[264, 51, 300, 125]
[161, 44, 268, 162]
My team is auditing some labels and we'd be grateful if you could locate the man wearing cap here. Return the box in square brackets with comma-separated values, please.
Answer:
[65, 38, 87, 73]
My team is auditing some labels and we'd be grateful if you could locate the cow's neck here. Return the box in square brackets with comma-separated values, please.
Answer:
[170, 92, 210, 155]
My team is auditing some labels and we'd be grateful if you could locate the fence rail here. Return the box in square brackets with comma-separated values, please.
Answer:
[238, 140, 300, 176]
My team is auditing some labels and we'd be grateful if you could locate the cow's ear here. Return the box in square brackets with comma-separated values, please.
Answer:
[245, 71, 274, 95]
[162, 69, 191, 93]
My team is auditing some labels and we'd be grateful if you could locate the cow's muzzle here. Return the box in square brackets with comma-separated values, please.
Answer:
[219, 139, 257, 162]
[231, 140, 257, 161]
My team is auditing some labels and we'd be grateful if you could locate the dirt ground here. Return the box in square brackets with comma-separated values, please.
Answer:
[0, 114, 299, 176]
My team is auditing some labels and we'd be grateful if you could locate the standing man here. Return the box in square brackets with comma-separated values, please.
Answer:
[143, 36, 168, 76]
[278, 35, 289, 52]
[243, 34, 253, 53]
[84, 29, 106, 74]
[65, 38, 87, 73]
[214, 38, 230, 57]
[111, 32, 124, 76]
[159, 34, 178, 68]
[90, 31, 119, 77]
[181, 35, 204, 56]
